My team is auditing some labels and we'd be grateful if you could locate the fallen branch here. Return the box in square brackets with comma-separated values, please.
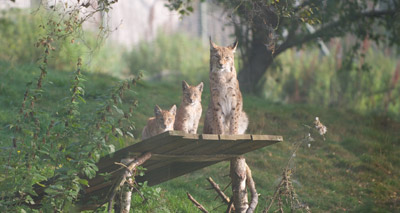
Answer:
[107, 152, 152, 213]
[207, 177, 231, 205]
[187, 192, 209, 213]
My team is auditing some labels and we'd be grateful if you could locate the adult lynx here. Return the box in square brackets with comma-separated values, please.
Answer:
[142, 105, 176, 140]
[174, 80, 204, 134]
[203, 38, 248, 135]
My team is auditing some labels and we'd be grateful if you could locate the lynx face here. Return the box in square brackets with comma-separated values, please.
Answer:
[182, 81, 204, 106]
[210, 40, 238, 73]
[154, 105, 176, 130]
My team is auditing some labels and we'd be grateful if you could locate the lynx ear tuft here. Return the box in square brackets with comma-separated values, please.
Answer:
[230, 40, 238, 52]
[154, 105, 162, 117]
[209, 36, 217, 50]
[182, 80, 189, 90]
[170, 105, 177, 115]
[197, 82, 204, 92]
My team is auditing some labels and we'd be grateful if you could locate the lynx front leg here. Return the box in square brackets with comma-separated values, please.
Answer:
[213, 106, 224, 134]
[229, 111, 240, 135]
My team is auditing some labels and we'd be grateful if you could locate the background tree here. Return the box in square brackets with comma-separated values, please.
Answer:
[168, 0, 400, 94]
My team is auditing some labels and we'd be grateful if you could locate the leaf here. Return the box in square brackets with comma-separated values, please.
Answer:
[78, 95, 86, 104]
[126, 131, 134, 138]
[78, 178, 89, 186]
[112, 105, 124, 115]
[115, 128, 123, 136]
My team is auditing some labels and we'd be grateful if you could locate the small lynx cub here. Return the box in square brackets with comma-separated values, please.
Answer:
[142, 105, 177, 140]
[174, 80, 204, 134]
[203, 38, 248, 135]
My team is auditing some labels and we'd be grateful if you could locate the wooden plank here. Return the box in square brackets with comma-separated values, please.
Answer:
[96, 131, 172, 171]
[96, 131, 181, 174]
[149, 154, 239, 162]
[136, 161, 220, 186]
[251, 134, 283, 141]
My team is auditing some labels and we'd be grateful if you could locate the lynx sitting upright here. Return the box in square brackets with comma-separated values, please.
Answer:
[174, 80, 204, 134]
[203, 38, 248, 135]
[142, 105, 176, 140]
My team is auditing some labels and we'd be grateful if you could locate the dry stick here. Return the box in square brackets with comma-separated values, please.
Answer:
[226, 197, 234, 213]
[107, 152, 152, 213]
[186, 192, 209, 213]
[207, 177, 231, 205]
[245, 164, 258, 213]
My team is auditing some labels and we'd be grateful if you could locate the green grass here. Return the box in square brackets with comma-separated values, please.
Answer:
[1, 61, 399, 212]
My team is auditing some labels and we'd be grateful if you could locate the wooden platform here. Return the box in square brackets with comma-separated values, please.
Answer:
[78, 131, 283, 209]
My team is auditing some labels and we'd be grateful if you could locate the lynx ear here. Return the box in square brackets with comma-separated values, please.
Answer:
[170, 105, 177, 116]
[209, 36, 217, 50]
[154, 105, 162, 117]
[230, 40, 238, 52]
[197, 82, 204, 92]
[182, 80, 189, 91]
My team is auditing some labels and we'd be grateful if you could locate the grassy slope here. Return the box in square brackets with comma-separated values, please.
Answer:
[0, 62, 399, 212]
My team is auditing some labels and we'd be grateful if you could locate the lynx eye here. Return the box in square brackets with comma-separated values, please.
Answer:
[225, 56, 229, 60]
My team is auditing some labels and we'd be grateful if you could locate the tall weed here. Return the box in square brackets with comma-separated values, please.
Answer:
[264, 44, 400, 115]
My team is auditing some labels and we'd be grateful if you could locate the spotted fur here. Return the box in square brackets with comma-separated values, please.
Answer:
[142, 105, 176, 139]
[203, 38, 248, 135]
[174, 80, 203, 134]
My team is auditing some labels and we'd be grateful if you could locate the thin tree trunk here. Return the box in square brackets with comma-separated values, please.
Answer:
[230, 156, 249, 213]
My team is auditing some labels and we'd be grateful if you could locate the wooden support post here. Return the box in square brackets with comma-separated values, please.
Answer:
[230, 156, 249, 213]
[230, 156, 258, 213]
[107, 152, 152, 213]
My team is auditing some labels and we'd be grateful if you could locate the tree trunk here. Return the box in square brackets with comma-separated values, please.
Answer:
[230, 156, 249, 213]
[237, 22, 274, 94]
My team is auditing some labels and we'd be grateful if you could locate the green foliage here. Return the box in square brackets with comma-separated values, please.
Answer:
[125, 32, 209, 83]
[0, 8, 127, 75]
[263, 44, 400, 115]
[0, 2, 136, 211]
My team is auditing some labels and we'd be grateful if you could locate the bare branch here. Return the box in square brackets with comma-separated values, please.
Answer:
[274, 9, 397, 56]
[187, 192, 209, 213]
[245, 164, 258, 213]
[207, 177, 231, 205]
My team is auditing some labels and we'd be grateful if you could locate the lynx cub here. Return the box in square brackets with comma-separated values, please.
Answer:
[142, 105, 177, 140]
[203, 38, 248, 135]
[174, 80, 204, 134]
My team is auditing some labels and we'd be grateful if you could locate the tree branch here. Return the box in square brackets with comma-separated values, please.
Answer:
[245, 164, 258, 213]
[187, 192, 209, 213]
[207, 177, 231, 205]
[274, 9, 397, 56]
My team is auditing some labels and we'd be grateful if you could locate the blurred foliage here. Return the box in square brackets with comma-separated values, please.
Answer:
[0, 8, 127, 76]
[125, 32, 209, 83]
[264, 41, 400, 115]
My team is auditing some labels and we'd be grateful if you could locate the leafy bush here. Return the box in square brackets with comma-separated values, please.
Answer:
[0, 5, 140, 211]
[125, 32, 209, 83]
